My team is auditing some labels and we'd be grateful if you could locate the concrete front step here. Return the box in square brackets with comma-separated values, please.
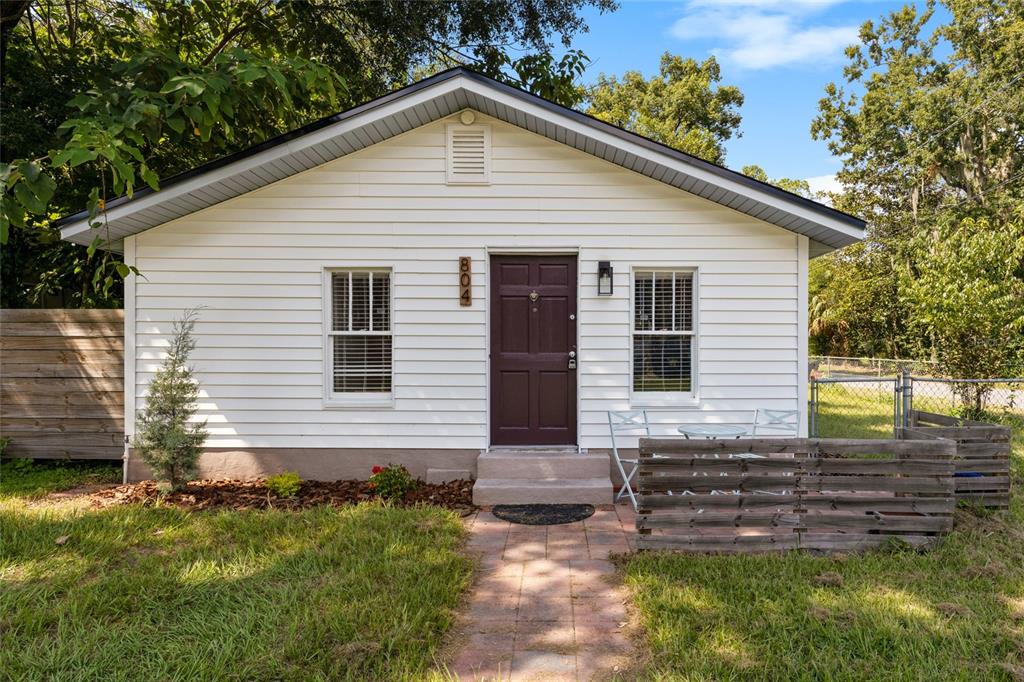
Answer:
[477, 451, 609, 480]
[472, 477, 613, 506]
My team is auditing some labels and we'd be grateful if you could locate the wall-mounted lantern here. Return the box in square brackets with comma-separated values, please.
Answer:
[597, 261, 613, 296]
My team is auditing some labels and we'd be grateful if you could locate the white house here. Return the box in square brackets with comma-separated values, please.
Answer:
[59, 68, 864, 503]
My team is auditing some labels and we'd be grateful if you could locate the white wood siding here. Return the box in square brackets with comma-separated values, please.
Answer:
[130, 114, 807, 450]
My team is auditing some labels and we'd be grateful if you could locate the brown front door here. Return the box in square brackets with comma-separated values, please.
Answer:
[490, 255, 578, 446]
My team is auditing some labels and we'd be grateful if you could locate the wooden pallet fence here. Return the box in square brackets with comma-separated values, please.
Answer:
[898, 410, 1012, 509]
[635, 437, 957, 554]
[1, 309, 124, 459]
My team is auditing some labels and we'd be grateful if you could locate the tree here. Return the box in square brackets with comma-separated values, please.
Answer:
[741, 165, 817, 200]
[0, 0, 615, 307]
[908, 214, 1024, 413]
[132, 309, 207, 491]
[586, 53, 743, 163]
[2, 46, 344, 301]
[808, 0, 1024, 375]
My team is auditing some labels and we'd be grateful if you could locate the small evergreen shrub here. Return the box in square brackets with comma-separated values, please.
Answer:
[265, 471, 302, 498]
[367, 464, 417, 501]
[132, 309, 208, 491]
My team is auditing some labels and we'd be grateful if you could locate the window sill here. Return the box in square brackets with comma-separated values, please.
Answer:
[323, 395, 395, 410]
[630, 393, 700, 409]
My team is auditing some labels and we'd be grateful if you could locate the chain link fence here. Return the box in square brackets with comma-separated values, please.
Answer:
[810, 355, 938, 379]
[810, 373, 1024, 438]
[910, 377, 1024, 429]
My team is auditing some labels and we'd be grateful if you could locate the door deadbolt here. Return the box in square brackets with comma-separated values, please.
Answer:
[568, 350, 577, 370]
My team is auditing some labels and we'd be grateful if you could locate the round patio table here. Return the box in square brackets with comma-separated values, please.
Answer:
[677, 424, 748, 439]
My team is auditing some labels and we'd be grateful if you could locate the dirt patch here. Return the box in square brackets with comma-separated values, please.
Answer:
[88, 478, 475, 513]
[963, 561, 1007, 580]
[27, 484, 120, 510]
[813, 571, 844, 587]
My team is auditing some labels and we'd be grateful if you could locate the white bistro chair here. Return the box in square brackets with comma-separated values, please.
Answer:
[751, 409, 801, 436]
[750, 408, 800, 497]
[607, 410, 650, 510]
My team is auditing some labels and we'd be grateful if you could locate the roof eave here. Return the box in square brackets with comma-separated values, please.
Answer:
[59, 67, 865, 251]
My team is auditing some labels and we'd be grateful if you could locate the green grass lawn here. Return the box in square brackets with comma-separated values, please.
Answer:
[623, 388, 1024, 681]
[0, 463, 474, 681]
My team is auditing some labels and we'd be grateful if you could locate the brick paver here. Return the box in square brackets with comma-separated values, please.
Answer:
[450, 504, 637, 680]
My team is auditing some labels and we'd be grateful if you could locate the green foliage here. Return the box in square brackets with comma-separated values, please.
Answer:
[1, 44, 344, 299]
[0, 437, 9, 458]
[264, 471, 302, 499]
[367, 464, 417, 502]
[741, 165, 818, 200]
[809, 0, 1024, 366]
[908, 214, 1024, 409]
[586, 53, 743, 163]
[809, 243, 915, 358]
[131, 309, 207, 491]
[0, 459, 121, 499]
[472, 48, 591, 108]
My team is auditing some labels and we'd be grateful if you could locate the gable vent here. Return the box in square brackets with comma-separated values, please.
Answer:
[446, 123, 490, 184]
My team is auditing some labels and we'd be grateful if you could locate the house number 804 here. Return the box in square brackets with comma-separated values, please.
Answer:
[459, 256, 472, 306]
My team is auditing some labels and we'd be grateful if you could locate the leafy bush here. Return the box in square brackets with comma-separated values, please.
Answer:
[132, 309, 207, 491]
[367, 464, 417, 501]
[265, 471, 302, 498]
[0, 437, 10, 458]
[6, 457, 32, 474]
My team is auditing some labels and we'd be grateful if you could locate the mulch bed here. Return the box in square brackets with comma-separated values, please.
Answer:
[88, 479, 475, 514]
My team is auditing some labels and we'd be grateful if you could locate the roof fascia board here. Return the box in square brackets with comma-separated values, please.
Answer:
[60, 75, 468, 240]
[459, 79, 863, 244]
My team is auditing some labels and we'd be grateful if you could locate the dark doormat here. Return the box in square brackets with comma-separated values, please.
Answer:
[492, 504, 594, 525]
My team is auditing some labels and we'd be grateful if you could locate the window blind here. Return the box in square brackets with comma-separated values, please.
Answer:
[633, 271, 694, 393]
[329, 271, 392, 393]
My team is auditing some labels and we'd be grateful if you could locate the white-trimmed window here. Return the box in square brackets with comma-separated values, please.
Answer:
[326, 270, 392, 400]
[632, 270, 695, 397]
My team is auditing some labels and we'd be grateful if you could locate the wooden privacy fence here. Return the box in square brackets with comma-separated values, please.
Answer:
[898, 410, 1011, 509]
[1, 309, 124, 459]
[635, 437, 957, 554]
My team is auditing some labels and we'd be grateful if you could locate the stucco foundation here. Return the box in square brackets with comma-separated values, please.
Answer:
[125, 448, 480, 483]
[124, 448, 630, 485]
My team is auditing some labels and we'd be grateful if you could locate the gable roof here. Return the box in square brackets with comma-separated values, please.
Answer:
[58, 66, 864, 256]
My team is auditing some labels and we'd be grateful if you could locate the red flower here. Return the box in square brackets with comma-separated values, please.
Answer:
[371, 466, 383, 475]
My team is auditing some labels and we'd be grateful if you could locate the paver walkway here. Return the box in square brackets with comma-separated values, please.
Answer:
[450, 504, 638, 681]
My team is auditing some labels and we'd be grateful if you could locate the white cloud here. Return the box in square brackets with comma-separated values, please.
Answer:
[689, 0, 845, 8]
[805, 173, 843, 195]
[669, 1, 860, 70]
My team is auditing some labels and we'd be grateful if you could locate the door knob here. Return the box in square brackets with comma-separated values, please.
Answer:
[567, 351, 577, 370]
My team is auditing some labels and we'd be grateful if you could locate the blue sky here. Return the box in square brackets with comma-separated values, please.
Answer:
[568, 0, 937, 190]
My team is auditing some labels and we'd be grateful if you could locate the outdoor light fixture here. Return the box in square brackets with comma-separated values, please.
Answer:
[597, 261, 613, 296]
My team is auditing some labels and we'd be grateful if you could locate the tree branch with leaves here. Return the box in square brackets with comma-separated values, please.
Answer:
[2, 45, 345, 296]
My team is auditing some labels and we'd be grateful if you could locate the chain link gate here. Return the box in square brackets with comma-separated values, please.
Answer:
[809, 371, 912, 438]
